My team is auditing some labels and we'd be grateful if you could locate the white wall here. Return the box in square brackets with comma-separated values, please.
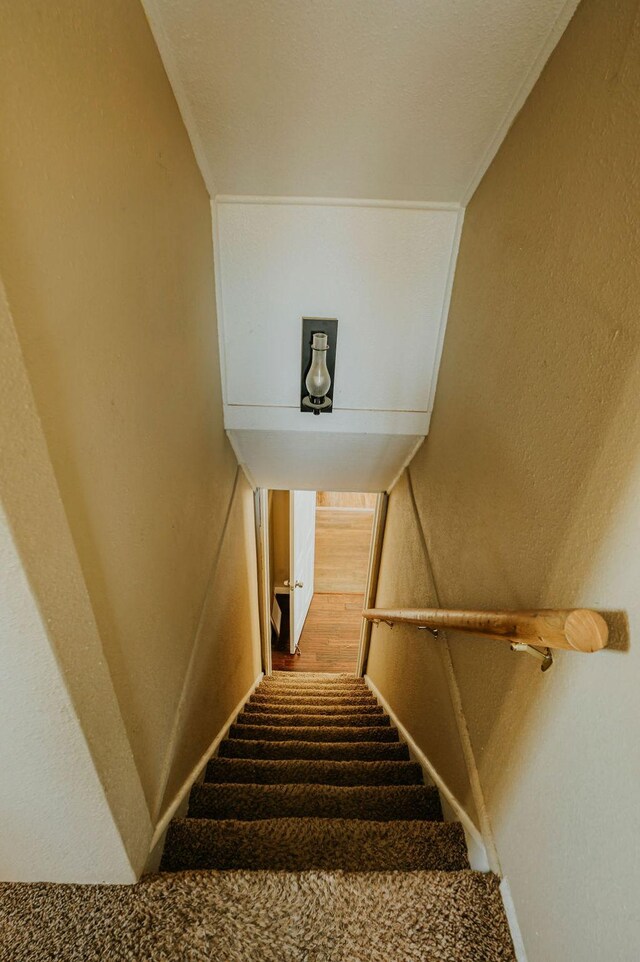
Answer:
[0, 505, 140, 884]
[216, 198, 462, 490]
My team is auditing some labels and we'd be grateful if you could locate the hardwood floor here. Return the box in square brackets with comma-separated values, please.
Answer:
[270, 493, 374, 674]
[316, 491, 377, 509]
[271, 593, 363, 673]
[314, 508, 374, 593]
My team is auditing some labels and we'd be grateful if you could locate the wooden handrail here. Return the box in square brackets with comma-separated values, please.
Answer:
[362, 607, 608, 653]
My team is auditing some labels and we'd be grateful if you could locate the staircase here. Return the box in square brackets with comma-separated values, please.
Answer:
[159, 670, 516, 957]
[0, 671, 515, 960]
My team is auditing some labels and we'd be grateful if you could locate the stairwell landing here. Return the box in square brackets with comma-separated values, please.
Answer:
[0, 671, 515, 960]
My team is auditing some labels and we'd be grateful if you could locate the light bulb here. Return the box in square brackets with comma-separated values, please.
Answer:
[305, 332, 331, 414]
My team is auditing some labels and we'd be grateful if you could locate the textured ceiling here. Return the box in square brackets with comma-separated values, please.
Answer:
[143, 0, 578, 203]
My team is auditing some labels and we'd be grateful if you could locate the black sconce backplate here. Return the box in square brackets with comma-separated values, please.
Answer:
[300, 317, 338, 414]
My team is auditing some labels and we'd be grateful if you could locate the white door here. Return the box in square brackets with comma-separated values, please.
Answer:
[288, 490, 316, 653]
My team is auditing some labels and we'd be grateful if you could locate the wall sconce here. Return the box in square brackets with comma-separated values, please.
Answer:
[300, 318, 338, 415]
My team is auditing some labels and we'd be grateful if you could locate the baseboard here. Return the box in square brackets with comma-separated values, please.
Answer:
[147, 671, 263, 862]
[500, 879, 529, 962]
[364, 674, 490, 872]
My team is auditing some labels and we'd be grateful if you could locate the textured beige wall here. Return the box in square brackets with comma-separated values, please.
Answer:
[376, 0, 640, 958]
[158, 472, 263, 814]
[0, 0, 261, 865]
[366, 473, 478, 824]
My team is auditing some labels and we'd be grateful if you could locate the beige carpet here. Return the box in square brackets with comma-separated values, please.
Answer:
[0, 671, 515, 960]
[0, 870, 514, 961]
[219, 736, 409, 759]
[188, 782, 443, 820]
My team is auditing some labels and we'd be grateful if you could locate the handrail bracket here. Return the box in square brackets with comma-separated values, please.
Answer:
[510, 642, 554, 672]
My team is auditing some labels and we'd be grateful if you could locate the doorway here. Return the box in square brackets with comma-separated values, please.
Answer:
[267, 490, 377, 673]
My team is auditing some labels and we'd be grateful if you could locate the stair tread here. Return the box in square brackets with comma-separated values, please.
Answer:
[230, 723, 400, 742]
[236, 711, 391, 727]
[189, 782, 443, 821]
[219, 738, 410, 761]
[251, 685, 378, 704]
[0, 869, 514, 961]
[250, 698, 377, 708]
[260, 682, 366, 690]
[161, 817, 469, 872]
[243, 702, 384, 715]
[206, 757, 423, 785]
[261, 679, 365, 689]
[260, 688, 367, 696]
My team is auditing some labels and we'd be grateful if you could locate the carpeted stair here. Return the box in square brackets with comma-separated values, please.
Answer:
[236, 709, 392, 727]
[188, 782, 443, 820]
[204, 756, 423, 784]
[161, 816, 468, 871]
[0, 671, 515, 960]
[230, 721, 399, 741]
[157, 671, 515, 958]
[219, 736, 409, 759]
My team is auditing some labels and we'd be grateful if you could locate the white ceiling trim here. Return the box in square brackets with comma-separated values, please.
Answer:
[216, 195, 461, 212]
[460, 0, 580, 204]
[224, 406, 431, 436]
[142, 0, 217, 195]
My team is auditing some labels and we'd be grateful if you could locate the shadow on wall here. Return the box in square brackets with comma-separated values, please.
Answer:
[365, 471, 482, 826]
[406, 0, 640, 806]
[154, 471, 263, 825]
[374, 2, 640, 958]
[0, 0, 228, 819]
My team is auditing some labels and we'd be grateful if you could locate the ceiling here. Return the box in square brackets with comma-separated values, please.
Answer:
[140, 0, 579, 492]
[143, 0, 578, 204]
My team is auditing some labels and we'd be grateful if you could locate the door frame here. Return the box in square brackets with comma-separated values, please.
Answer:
[253, 488, 272, 676]
[257, 488, 388, 677]
[356, 492, 389, 677]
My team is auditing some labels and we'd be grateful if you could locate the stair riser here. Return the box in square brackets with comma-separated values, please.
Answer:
[219, 738, 409, 761]
[236, 712, 390, 727]
[250, 693, 376, 704]
[206, 758, 422, 786]
[189, 784, 443, 822]
[230, 724, 399, 743]
[269, 672, 359, 680]
[261, 679, 364, 689]
[162, 818, 468, 872]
